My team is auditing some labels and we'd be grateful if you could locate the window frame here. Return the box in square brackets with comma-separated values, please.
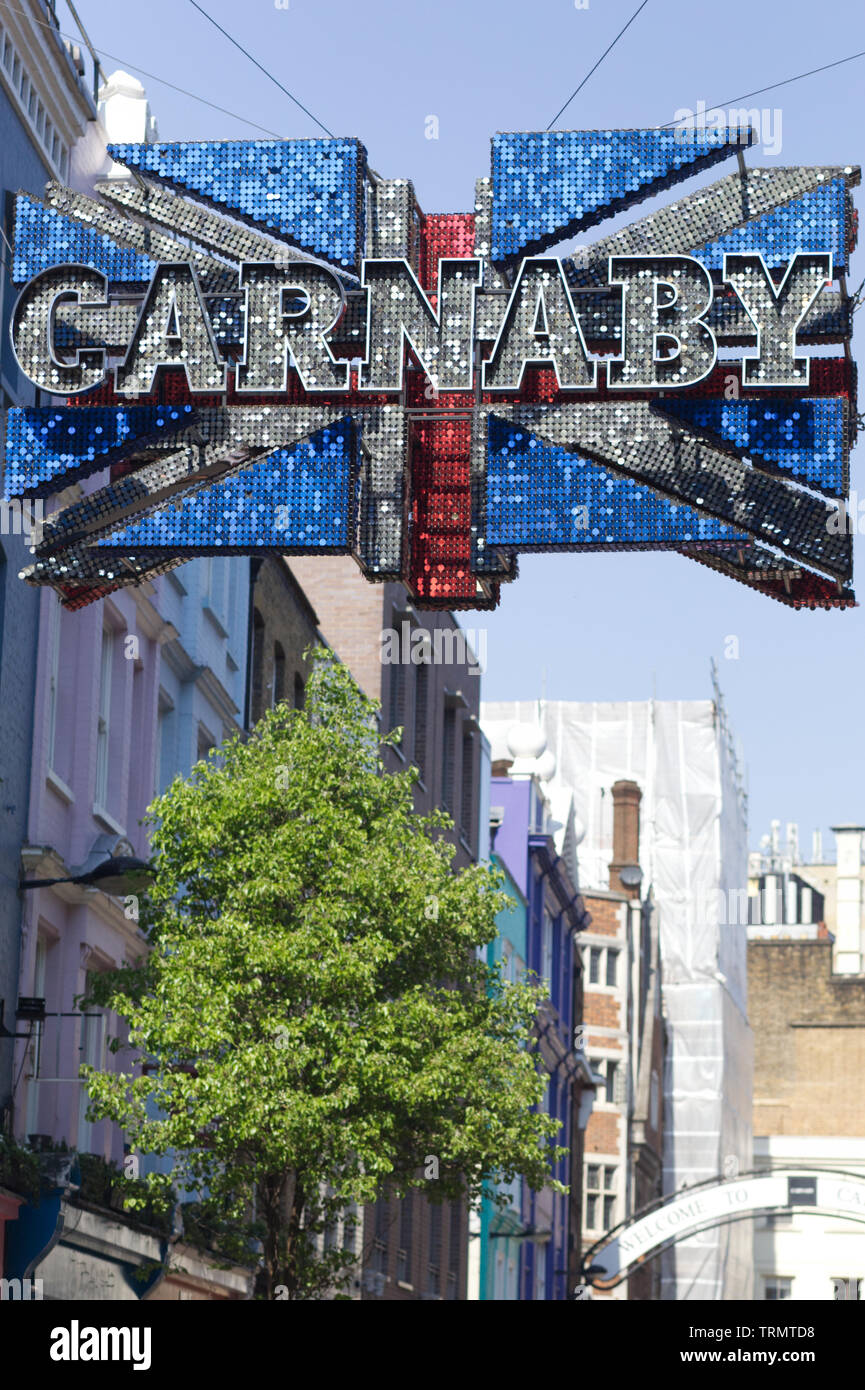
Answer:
[764, 1276, 793, 1300]
[584, 1162, 618, 1234]
[94, 625, 114, 811]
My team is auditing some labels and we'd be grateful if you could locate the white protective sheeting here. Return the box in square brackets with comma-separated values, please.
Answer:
[482, 697, 753, 1301]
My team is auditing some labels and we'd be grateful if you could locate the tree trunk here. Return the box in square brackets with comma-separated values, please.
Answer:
[285, 1173, 306, 1299]
[260, 1174, 284, 1300]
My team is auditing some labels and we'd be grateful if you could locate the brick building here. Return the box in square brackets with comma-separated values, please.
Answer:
[749, 822, 865, 1300]
[581, 781, 664, 1300]
[247, 557, 320, 726]
[289, 558, 484, 865]
[289, 556, 484, 1300]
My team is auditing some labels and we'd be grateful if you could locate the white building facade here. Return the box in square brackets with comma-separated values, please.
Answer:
[483, 692, 752, 1300]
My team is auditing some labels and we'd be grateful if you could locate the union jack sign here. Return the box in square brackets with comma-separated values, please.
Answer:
[4, 127, 859, 611]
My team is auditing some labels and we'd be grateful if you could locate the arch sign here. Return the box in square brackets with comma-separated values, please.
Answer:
[3, 128, 858, 612]
[581, 1168, 865, 1290]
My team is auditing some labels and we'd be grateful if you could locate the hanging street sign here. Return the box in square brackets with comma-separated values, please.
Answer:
[3, 128, 859, 611]
[581, 1168, 865, 1291]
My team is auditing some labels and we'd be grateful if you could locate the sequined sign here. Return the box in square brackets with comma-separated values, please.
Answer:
[4, 129, 859, 612]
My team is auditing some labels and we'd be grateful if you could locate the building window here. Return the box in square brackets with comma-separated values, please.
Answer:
[251, 608, 265, 724]
[585, 1164, 617, 1231]
[587, 945, 620, 989]
[650, 1071, 659, 1129]
[272, 642, 286, 707]
[605, 1061, 618, 1105]
[396, 1193, 413, 1285]
[541, 912, 554, 991]
[605, 949, 618, 988]
[0, 26, 68, 173]
[202, 557, 228, 626]
[343, 1202, 359, 1258]
[24, 935, 49, 1138]
[388, 660, 406, 750]
[535, 1248, 547, 1300]
[764, 1277, 793, 1300]
[77, 972, 106, 1155]
[592, 1057, 624, 1106]
[94, 626, 114, 808]
[502, 940, 515, 984]
[46, 601, 61, 772]
[832, 1277, 861, 1301]
[202, 556, 213, 605]
[427, 1202, 442, 1299]
[197, 724, 215, 764]
[156, 694, 173, 797]
[371, 1196, 388, 1275]
[441, 708, 455, 811]
[446, 1200, 461, 1299]
[460, 729, 474, 843]
[413, 662, 428, 780]
[294, 672, 305, 709]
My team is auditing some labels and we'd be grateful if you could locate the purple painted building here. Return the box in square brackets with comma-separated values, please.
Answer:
[479, 720, 594, 1299]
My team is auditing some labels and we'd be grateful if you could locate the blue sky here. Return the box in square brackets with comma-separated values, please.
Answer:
[66, 0, 865, 853]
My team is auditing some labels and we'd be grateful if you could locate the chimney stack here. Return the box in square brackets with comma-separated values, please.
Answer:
[609, 779, 642, 898]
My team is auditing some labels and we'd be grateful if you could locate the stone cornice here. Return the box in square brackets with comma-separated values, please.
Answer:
[131, 587, 179, 646]
[19, 844, 147, 958]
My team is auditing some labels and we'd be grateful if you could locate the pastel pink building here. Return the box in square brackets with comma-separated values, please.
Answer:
[13, 582, 168, 1161]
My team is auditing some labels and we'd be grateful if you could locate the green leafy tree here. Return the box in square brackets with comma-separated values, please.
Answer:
[83, 650, 563, 1298]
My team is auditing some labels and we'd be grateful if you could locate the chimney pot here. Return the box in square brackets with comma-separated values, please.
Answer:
[609, 779, 642, 897]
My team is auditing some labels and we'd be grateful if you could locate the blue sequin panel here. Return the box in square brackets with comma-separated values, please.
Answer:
[654, 398, 846, 496]
[490, 128, 754, 260]
[108, 140, 367, 270]
[485, 416, 747, 547]
[689, 180, 848, 272]
[12, 195, 157, 283]
[4, 404, 194, 499]
[95, 419, 353, 551]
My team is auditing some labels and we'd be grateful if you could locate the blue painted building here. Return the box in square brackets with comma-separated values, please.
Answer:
[154, 556, 250, 794]
[478, 724, 594, 1300]
[136, 553, 249, 1195]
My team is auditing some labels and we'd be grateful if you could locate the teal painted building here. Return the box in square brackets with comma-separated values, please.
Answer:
[476, 740, 595, 1300]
